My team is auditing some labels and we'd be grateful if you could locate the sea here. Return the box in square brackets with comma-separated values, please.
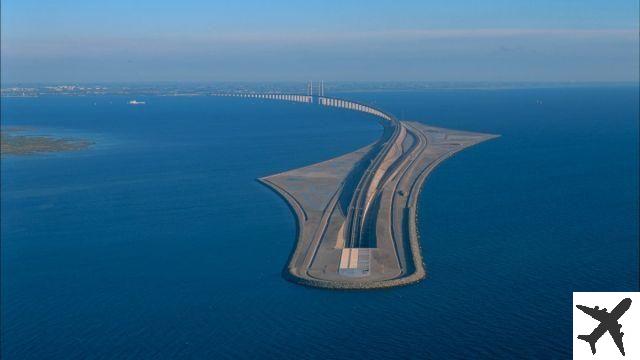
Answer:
[1, 86, 638, 359]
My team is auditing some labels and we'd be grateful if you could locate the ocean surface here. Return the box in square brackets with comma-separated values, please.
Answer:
[2, 87, 638, 359]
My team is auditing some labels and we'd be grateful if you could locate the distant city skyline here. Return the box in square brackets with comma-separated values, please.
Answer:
[2, 0, 639, 83]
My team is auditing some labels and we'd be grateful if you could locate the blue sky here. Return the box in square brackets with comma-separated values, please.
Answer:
[2, 0, 638, 83]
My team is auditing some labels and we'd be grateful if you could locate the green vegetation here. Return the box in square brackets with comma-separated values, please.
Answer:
[1, 128, 92, 156]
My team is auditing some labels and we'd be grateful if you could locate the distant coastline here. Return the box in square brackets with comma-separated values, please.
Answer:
[1, 81, 637, 98]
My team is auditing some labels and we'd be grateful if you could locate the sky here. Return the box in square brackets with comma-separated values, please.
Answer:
[1, 0, 639, 83]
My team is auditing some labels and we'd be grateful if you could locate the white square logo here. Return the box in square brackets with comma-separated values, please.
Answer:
[573, 292, 640, 359]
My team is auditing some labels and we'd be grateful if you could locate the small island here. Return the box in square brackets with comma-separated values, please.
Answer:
[1, 128, 93, 156]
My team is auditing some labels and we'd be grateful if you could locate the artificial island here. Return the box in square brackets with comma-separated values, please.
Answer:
[215, 86, 498, 289]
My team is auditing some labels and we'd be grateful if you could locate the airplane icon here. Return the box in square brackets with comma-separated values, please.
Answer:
[576, 298, 632, 356]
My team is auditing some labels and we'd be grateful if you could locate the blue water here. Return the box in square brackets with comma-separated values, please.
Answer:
[2, 87, 638, 359]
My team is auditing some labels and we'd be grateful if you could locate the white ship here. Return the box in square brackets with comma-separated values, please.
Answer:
[128, 100, 146, 105]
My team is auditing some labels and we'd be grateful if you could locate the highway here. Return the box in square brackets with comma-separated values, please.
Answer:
[343, 106, 402, 249]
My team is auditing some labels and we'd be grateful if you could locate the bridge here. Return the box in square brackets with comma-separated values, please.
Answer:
[214, 85, 498, 289]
